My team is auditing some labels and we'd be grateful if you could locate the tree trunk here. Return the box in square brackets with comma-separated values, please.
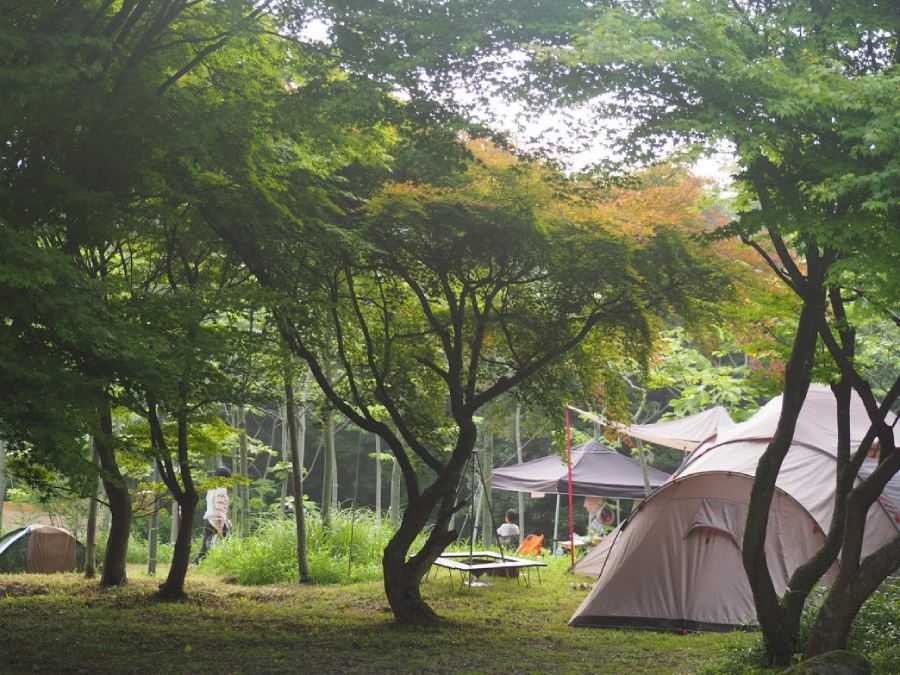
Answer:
[480, 432, 493, 548]
[158, 490, 197, 600]
[284, 365, 310, 583]
[381, 421, 476, 623]
[805, 592, 859, 658]
[375, 435, 382, 529]
[170, 502, 179, 545]
[322, 406, 336, 523]
[230, 409, 241, 534]
[803, 408, 900, 657]
[238, 406, 250, 538]
[0, 439, 7, 535]
[147, 463, 160, 576]
[742, 292, 824, 665]
[390, 457, 401, 526]
[805, 534, 900, 657]
[154, 406, 200, 601]
[280, 404, 288, 518]
[83, 447, 100, 578]
[95, 401, 131, 588]
[382, 496, 459, 624]
[799, 290, 900, 658]
[383, 540, 439, 625]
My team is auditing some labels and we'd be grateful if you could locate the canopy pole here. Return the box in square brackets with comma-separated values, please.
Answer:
[515, 404, 525, 547]
[469, 452, 476, 588]
[566, 407, 576, 570]
[635, 438, 651, 497]
[553, 493, 561, 551]
[473, 449, 505, 562]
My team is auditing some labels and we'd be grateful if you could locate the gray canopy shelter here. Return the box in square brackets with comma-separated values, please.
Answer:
[491, 439, 671, 499]
[490, 439, 671, 548]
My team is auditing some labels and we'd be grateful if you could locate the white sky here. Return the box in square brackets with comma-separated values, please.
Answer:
[301, 18, 735, 188]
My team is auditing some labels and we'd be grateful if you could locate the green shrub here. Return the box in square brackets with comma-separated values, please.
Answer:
[94, 532, 176, 566]
[199, 508, 409, 585]
[701, 581, 900, 674]
[850, 581, 900, 674]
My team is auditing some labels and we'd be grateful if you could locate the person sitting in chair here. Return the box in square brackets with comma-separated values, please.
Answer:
[496, 509, 520, 547]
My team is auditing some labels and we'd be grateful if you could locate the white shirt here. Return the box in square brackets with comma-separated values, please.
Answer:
[497, 523, 520, 539]
[204, 487, 229, 526]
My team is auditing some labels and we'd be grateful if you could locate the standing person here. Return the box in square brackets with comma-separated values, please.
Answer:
[496, 509, 520, 547]
[195, 467, 232, 563]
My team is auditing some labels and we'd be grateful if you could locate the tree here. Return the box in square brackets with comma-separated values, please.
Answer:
[83, 449, 101, 578]
[217, 137, 729, 622]
[0, 0, 279, 587]
[131, 213, 264, 599]
[283, 357, 311, 582]
[508, 0, 899, 663]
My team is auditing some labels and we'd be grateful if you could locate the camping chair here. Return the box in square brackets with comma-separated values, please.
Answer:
[516, 534, 544, 557]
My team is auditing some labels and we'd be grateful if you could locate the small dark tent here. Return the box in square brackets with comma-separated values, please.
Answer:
[0, 525, 85, 573]
[490, 439, 671, 498]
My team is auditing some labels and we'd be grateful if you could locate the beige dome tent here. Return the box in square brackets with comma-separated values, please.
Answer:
[570, 385, 900, 631]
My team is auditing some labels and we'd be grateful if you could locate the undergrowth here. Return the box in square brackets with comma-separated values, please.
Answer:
[701, 580, 900, 674]
[94, 532, 176, 566]
[198, 509, 412, 584]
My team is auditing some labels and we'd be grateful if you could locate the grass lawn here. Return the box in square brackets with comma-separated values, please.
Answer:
[0, 560, 754, 674]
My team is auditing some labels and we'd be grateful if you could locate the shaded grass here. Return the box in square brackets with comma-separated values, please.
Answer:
[0, 562, 753, 674]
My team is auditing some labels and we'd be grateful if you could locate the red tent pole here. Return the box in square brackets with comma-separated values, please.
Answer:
[566, 406, 576, 570]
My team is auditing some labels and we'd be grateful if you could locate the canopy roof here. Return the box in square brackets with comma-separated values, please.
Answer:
[570, 405, 735, 452]
[490, 439, 671, 499]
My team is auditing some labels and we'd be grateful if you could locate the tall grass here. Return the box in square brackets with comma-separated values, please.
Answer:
[199, 509, 409, 585]
[94, 532, 175, 565]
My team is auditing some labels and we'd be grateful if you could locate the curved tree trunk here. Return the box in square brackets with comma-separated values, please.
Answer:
[158, 490, 198, 600]
[96, 401, 131, 588]
[382, 501, 458, 624]
[805, 534, 900, 657]
[152, 405, 200, 601]
[381, 422, 476, 623]
[383, 539, 439, 625]
[742, 294, 823, 664]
